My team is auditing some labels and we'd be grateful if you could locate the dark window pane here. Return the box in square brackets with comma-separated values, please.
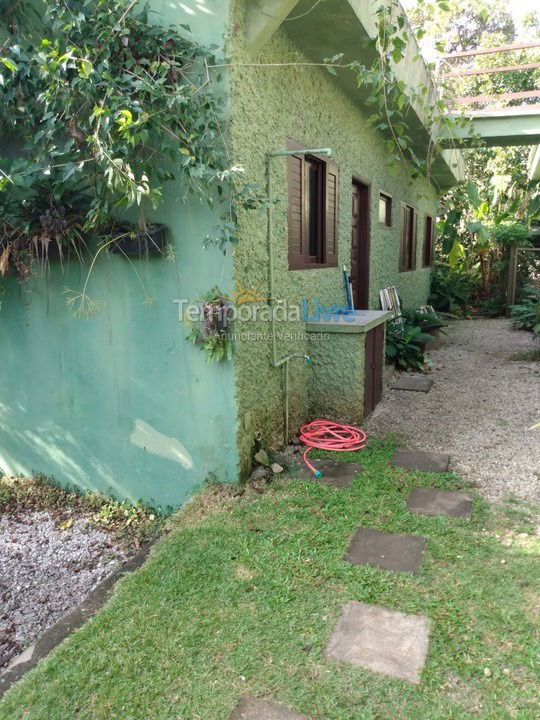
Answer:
[407, 207, 414, 268]
[424, 216, 433, 266]
[306, 157, 323, 261]
[307, 161, 319, 257]
[401, 204, 415, 270]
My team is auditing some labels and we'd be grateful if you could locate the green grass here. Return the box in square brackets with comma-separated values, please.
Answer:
[1, 437, 538, 720]
[509, 348, 540, 362]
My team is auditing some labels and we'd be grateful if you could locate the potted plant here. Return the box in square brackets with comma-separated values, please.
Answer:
[184, 287, 233, 362]
[107, 222, 167, 257]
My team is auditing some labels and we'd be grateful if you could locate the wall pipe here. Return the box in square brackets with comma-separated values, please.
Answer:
[265, 147, 332, 441]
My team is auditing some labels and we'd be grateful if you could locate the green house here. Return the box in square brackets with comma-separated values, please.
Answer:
[0, 0, 463, 508]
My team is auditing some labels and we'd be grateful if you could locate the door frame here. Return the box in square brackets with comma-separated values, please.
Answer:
[351, 175, 371, 310]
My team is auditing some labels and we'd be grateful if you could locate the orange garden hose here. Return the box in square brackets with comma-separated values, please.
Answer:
[299, 420, 367, 477]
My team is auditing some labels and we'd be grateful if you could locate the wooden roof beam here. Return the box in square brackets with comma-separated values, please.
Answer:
[455, 90, 540, 105]
[443, 62, 540, 79]
[442, 40, 540, 60]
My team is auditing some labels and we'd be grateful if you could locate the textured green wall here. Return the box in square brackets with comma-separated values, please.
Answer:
[307, 331, 366, 426]
[229, 1, 437, 473]
[0, 0, 236, 509]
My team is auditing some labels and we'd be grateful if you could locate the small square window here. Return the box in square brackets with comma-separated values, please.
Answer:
[378, 193, 392, 227]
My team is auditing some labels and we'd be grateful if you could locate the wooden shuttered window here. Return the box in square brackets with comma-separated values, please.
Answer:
[287, 140, 338, 270]
[399, 203, 417, 272]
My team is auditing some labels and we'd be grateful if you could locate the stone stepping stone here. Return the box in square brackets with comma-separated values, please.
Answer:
[390, 449, 450, 473]
[324, 601, 430, 684]
[228, 696, 315, 719]
[343, 527, 426, 574]
[391, 376, 433, 393]
[407, 487, 472, 519]
[290, 459, 363, 488]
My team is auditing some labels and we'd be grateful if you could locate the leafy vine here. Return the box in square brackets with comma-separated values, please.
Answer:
[0, 0, 257, 310]
[326, 0, 472, 186]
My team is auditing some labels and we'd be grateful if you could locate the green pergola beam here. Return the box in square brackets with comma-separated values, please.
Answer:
[440, 108, 540, 148]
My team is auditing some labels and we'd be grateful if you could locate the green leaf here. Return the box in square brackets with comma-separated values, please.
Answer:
[465, 182, 482, 210]
[392, 48, 403, 64]
[61, 163, 77, 182]
[79, 59, 93, 77]
[1, 57, 18, 73]
[448, 240, 465, 268]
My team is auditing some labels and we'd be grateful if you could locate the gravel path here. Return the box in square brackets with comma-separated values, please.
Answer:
[0, 512, 127, 668]
[366, 318, 540, 503]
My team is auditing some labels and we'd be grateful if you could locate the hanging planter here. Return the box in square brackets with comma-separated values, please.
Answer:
[108, 223, 167, 257]
[184, 287, 233, 362]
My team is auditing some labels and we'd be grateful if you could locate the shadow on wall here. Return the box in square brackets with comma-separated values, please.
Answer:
[150, 0, 220, 42]
[0, 412, 129, 499]
[175, 1, 213, 17]
[0, 406, 193, 506]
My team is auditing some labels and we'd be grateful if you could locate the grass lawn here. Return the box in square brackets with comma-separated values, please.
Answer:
[0, 436, 538, 720]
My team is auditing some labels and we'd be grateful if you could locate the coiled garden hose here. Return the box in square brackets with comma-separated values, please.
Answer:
[299, 420, 367, 477]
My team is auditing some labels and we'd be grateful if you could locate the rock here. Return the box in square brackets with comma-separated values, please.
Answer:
[270, 463, 283, 474]
[271, 445, 303, 469]
[253, 449, 269, 467]
[249, 466, 269, 481]
[483, 667, 492, 678]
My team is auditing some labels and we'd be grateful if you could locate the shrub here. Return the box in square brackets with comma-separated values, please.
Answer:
[492, 222, 530, 248]
[402, 309, 446, 329]
[385, 322, 434, 371]
[428, 264, 475, 313]
[510, 286, 540, 336]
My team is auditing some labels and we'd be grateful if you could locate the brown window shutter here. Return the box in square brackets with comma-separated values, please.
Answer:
[287, 152, 304, 269]
[325, 158, 339, 267]
[400, 203, 407, 271]
[411, 208, 417, 270]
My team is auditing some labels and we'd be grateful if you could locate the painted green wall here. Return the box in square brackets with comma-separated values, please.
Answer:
[0, 0, 236, 509]
[229, 1, 437, 474]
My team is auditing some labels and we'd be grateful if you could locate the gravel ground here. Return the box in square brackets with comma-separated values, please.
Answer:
[0, 511, 128, 668]
[366, 318, 540, 503]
